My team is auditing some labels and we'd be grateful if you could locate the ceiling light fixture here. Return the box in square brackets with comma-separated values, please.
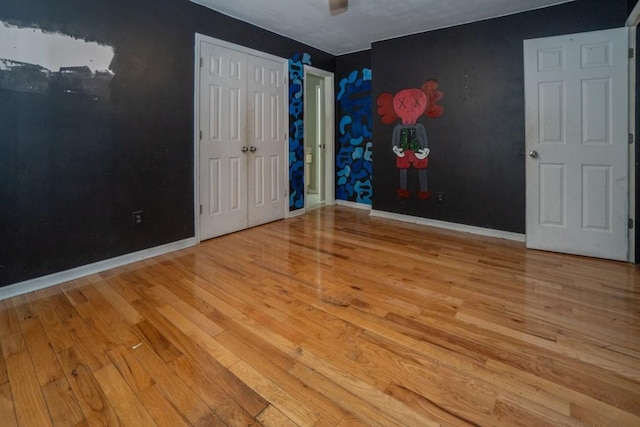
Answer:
[329, 0, 348, 16]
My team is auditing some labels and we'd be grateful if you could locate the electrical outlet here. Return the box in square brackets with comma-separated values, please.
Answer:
[436, 192, 445, 204]
[132, 210, 143, 227]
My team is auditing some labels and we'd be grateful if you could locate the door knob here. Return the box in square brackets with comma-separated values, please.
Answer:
[249, 146, 257, 152]
[529, 150, 539, 159]
[241, 146, 248, 152]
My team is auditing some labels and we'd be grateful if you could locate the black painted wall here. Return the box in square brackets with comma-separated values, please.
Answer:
[371, 0, 630, 233]
[336, 51, 372, 81]
[0, 0, 334, 287]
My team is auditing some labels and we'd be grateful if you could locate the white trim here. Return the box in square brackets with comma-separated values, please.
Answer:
[193, 34, 201, 243]
[336, 200, 372, 211]
[370, 210, 526, 242]
[628, 25, 637, 262]
[196, 34, 288, 64]
[303, 65, 336, 209]
[289, 207, 306, 218]
[627, 1, 640, 27]
[0, 238, 197, 301]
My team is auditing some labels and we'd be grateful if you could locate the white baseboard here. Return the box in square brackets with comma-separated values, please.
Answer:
[288, 208, 306, 218]
[335, 200, 372, 211]
[369, 210, 526, 242]
[0, 237, 198, 301]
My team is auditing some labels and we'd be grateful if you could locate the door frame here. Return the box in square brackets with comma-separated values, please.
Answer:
[303, 65, 335, 211]
[193, 33, 289, 243]
[627, 5, 639, 262]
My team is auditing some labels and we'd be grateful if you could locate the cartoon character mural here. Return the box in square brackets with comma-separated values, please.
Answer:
[377, 80, 443, 199]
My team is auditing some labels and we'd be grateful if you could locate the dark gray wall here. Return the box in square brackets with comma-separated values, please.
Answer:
[0, 0, 334, 287]
[371, 0, 629, 233]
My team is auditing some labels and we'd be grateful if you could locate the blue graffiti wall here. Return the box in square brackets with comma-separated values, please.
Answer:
[288, 52, 312, 210]
[336, 68, 373, 204]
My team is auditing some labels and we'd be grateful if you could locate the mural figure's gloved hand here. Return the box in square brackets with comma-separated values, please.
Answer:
[392, 146, 405, 157]
[415, 147, 430, 160]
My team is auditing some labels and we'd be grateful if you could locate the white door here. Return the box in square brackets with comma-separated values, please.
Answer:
[199, 42, 248, 239]
[247, 55, 286, 227]
[198, 39, 286, 240]
[524, 27, 629, 260]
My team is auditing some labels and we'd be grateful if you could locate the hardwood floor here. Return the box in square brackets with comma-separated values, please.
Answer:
[1, 206, 639, 426]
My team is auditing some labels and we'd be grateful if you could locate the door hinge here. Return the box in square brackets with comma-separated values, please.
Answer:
[629, 218, 634, 229]
[200, 57, 203, 68]
[630, 133, 634, 144]
[199, 204, 203, 215]
[629, 48, 635, 59]
[199, 130, 203, 140]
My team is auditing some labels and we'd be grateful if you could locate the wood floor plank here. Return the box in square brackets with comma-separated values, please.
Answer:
[0, 382, 18, 427]
[149, 284, 224, 338]
[229, 359, 320, 427]
[56, 346, 120, 426]
[0, 300, 20, 338]
[92, 363, 157, 426]
[26, 294, 74, 354]
[154, 302, 241, 368]
[137, 298, 269, 417]
[0, 349, 7, 385]
[22, 319, 65, 386]
[105, 346, 155, 393]
[136, 384, 191, 427]
[215, 329, 348, 426]
[47, 292, 112, 372]
[1, 332, 27, 359]
[94, 283, 143, 325]
[74, 302, 125, 349]
[61, 282, 89, 307]
[12, 295, 40, 333]
[128, 339, 216, 426]
[5, 351, 52, 426]
[0, 206, 638, 426]
[256, 405, 297, 427]
[289, 361, 415, 427]
[168, 354, 259, 426]
[130, 320, 183, 363]
[41, 377, 85, 427]
[75, 285, 140, 347]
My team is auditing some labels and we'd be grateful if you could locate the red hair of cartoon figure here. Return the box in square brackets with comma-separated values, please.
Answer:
[376, 80, 443, 200]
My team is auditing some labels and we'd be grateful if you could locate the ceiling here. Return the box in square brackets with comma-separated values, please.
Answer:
[190, 0, 574, 55]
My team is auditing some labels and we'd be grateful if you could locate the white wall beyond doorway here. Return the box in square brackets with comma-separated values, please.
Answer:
[303, 65, 335, 212]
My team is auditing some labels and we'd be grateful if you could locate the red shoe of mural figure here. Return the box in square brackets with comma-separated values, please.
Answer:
[397, 188, 410, 198]
[417, 191, 431, 200]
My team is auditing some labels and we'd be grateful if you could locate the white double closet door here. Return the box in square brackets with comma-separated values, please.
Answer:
[198, 38, 287, 240]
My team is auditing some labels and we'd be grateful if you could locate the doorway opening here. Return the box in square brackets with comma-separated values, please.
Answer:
[303, 66, 335, 211]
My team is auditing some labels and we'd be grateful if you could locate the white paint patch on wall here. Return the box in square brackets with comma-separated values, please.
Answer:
[0, 22, 114, 73]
